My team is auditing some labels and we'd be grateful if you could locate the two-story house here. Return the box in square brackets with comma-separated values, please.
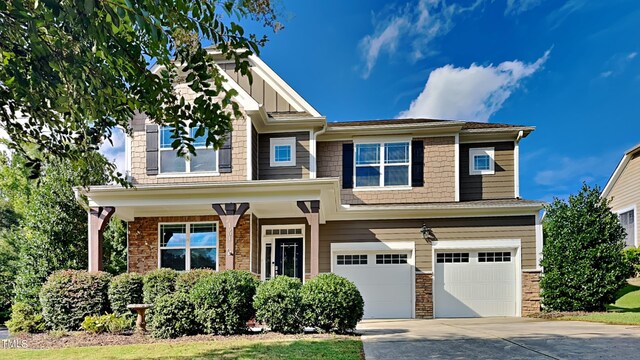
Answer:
[79, 52, 544, 319]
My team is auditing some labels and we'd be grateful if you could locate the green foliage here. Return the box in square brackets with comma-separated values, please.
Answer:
[103, 219, 128, 275]
[541, 183, 629, 311]
[301, 274, 364, 333]
[108, 273, 143, 319]
[143, 268, 178, 304]
[254, 276, 304, 334]
[0, 0, 281, 182]
[4, 302, 45, 334]
[81, 313, 131, 335]
[39, 270, 112, 331]
[149, 292, 199, 339]
[623, 248, 640, 278]
[190, 270, 259, 335]
[0, 229, 19, 322]
[176, 268, 215, 293]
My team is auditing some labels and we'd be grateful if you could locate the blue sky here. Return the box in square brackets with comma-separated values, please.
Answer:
[103, 0, 640, 202]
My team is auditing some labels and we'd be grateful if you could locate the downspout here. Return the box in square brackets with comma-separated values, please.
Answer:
[310, 124, 327, 179]
[514, 130, 524, 199]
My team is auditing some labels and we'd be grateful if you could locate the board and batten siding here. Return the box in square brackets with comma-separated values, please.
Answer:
[460, 142, 515, 201]
[319, 216, 537, 273]
[220, 63, 294, 113]
[258, 132, 310, 180]
[608, 152, 640, 244]
[252, 125, 259, 180]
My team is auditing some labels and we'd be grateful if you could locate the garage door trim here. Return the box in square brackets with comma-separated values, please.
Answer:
[432, 239, 522, 317]
[331, 241, 415, 318]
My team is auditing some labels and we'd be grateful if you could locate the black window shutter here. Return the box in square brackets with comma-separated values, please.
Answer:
[342, 143, 354, 189]
[411, 140, 424, 187]
[219, 132, 232, 173]
[145, 124, 159, 175]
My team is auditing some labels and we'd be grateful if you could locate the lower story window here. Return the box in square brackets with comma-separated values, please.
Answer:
[620, 210, 635, 247]
[159, 223, 218, 271]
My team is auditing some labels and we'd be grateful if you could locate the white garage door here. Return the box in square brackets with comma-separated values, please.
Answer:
[333, 252, 413, 319]
[434, 250, 516, 318]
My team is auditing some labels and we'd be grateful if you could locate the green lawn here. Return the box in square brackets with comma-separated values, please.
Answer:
[560, 280, 640, 325]
[5, 338, 363, 360]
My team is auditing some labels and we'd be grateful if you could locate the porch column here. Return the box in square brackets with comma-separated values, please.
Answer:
[212, 203, 250, 270]
[297, 200, 320, 277]
[88, 206, 115, 272]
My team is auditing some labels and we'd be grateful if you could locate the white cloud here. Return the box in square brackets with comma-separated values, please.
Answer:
[628, 52, 637, 60]
[547, 0, 586, 30]
[359, 0, 482, 78]
[397, 50, 550, 121]
[99, 128, 126, 174]
[505, 0, 544, 15]
[599, 51, 638, 79]
[533, 151, 622, 193]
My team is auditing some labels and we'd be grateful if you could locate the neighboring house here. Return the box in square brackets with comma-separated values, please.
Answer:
[78, 52, 544, 319]
[602, 144, 640, 248]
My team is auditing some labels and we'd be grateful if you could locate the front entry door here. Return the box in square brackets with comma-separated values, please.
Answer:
[275, 238, 303, 280]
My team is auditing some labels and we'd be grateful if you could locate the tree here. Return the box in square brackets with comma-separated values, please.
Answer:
[540, 183, 628, 311]
[0, 0, 280, 181]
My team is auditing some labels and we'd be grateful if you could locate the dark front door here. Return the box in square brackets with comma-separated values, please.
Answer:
[275, 238, 303, 280]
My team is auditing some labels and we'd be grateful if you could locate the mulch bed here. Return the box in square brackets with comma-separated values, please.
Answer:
[13, 331, 358, 350]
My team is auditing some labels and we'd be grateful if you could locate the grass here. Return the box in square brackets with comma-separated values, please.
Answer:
[4, 338, 363, 360]
[560, 279, 640, 325]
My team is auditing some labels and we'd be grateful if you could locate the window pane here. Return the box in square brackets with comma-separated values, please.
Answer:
[384, 165, 409, 186]
[161, 224, 186, 247]
[474, 155, 491, 170]
[385, 142, 409, 164]
[274, 145, 291, 162]
[265, 244, 272, 280]
[160, 249, 185, 271]
[190, 127, 208, 147]
[190, 223, 217, 247]
[160, 127, 175, 149]
[190, 149, 217, 172]
[356, 166, 380, 187]
[355, 144, 380, 165]
[161, 151, 186, 173]
[191, 248, 217, 270]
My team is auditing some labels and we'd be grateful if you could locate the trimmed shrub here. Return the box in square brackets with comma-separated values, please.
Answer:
[624, 247, 640, 278]
[301, 273, 363, 333]
[176, 269, 215, 294]
[190, 270, 259, 335]
[4, 302, 46, 334]
[39, 270, 112, 331]
[81, 313, 131, 334]
[108, 273, 143, 319]
[149, 292, 198, 339]
[143, 268, 178, 305]
[254, 276, 304, 334]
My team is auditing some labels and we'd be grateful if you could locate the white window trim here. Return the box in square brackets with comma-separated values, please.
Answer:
[469, 147, 495, 175]
[158, 126, 220, 175]
[157, 221, 219, 271]
[260, 224, 306, 282]
[617, 205, 637, 248]
[270, 137, 297, 167]
[353, 140, 412, 189]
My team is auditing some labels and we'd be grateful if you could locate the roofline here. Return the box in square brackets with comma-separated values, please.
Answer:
[602, 143, 640, 198]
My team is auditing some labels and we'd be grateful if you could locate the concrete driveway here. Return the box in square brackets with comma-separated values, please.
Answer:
[358, 318, 640, 359]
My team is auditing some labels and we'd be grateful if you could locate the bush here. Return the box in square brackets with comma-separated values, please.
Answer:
[254, 276, 304, 334]
[108, 273, 143, 319]
[39, 270, 112, 331]
[143, 268, 178, 305]
[81, 313, 131, 334]
[301, 273, 363, 333]
[176, 269, 215, 294]
[624, 247, 640, 278]
[4, 302, 46, 334]
[190, 270, 259, 335]
[149, 292, 198, 339]
[541, 184, 629, 311]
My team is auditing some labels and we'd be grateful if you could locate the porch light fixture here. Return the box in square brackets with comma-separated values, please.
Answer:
[420, 223, 436, 242]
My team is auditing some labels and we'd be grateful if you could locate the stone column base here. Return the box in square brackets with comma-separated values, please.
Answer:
[522, 271, 542, 316]
[415, 273, 433, 318]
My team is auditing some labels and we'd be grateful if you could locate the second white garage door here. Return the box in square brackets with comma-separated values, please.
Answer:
[434, 250, 517, 318]
[333, 251, 413, 319]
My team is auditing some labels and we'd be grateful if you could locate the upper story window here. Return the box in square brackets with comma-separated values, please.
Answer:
[619, 209, 636, 247]
[159, 222, 218, 271]
[355, 141, 410, 188]
[469, 147, 495, 175]
[270, 137, 296, 167]
[160, 127, 218, 173]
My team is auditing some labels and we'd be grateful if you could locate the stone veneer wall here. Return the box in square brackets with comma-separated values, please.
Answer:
[415, 273, 433, 318]
[127, 214, 251, 273]
[129, 83, 248, 184]
[316, 137, 456, 204]
[522, 271, 542, 316]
